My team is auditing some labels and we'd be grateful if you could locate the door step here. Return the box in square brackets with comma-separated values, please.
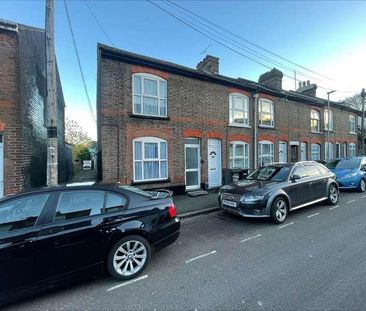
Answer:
[187, 190, 208, 197]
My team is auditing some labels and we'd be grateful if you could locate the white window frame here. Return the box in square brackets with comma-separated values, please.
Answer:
[311, 143, 321, 161]
[258, 140, 274, 166]
[229, 93, 249, 127]
[258, 98, 274, 127]
[349, 143, 356, 157]
[325, 142, 334, 161]
[324, 109, 333, 131]
[311, 110, 321, 132]
[132, 73, 167, 117]
[343, 142, 347, 157]
[336, 142, 341, 158]
[349, 115, 356, 134]
[133, 137, 168, 182]
[229, 141, 249, 169]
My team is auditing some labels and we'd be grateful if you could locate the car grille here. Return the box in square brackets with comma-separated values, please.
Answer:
[221, 193, 241, 202]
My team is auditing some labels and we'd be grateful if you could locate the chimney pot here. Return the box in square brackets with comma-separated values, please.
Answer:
[307, 80, 310, 86]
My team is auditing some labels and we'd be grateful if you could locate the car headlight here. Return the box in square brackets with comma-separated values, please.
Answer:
[343, 172, 357, 179]
[241, 195, 264, 202]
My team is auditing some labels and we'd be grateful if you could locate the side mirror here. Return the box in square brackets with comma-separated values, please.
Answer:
[361, 165, 366, 172]
[291, 174, 301, 181]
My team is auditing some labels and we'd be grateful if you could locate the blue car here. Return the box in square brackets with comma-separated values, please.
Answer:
[326, 157, 366, 192]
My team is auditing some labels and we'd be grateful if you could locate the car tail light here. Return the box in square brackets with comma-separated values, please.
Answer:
[168, 203, 177, 218]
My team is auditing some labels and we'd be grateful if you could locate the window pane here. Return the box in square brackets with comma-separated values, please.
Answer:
[160, 161, 167, 178]
[134, 96, 141, 113]
[135, 162, 142, 180]
[159, 99, 167, 116]
[262, 143, 271, 155]
[230, 158, 233, 168]
[186, 171, 199, 186]
[144, 143, 158, 159]
[229, 144, 233, 157]
[233, 110, 244, 123]
[311, 110, 319, 120]
[134, 141, 142, 160]
[143, 97, 158, 115]
[144, 79, 158, 96]
[234, 158, 244, 168]
[160, 142, 167, 160]
[55, 191, 104, 222]
[105, 193, 126, 213]
[143, 161, 159, 179]
[159, 81, 166, 99]
[260, 114, 273, 126]
[0, 194, 48, 232]
[134, 76, 141, 94]
[260, 101, 271, 113]
[305, 165, 320, 176]
[234, 144, 244, 157]
[186, 147, 199, 169]
[233, 96, 244, 110]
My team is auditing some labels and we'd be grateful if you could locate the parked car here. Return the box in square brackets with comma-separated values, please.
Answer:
[218, 161, 339, 224]
[0, 184, 180, 305]
[326, 157, 366, 192]
[82, 160, 92, 169]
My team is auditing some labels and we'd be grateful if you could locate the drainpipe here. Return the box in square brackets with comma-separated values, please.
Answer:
[253, 93, 259, 169]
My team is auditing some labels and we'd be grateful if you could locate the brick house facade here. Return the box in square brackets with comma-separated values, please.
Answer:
[97, 43, 360, 193]
[0, 20, 72, 197]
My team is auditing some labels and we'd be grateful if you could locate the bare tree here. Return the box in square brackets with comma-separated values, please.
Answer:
[65, 118, 92, 146]
[342, 94, 363, 111]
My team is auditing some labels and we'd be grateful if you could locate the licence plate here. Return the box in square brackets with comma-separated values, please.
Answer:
[223, 199, 237, 208]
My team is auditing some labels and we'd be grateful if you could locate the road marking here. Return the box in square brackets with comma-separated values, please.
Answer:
[329, 205, 339, 210]
[277, 221, 294, 229]
[362, 195, 366, 198]
[107, 275, 148, 292]
[241, 234, 262, 243]
[346, 199, 356, 204]
[307, 212, 320, 219]
[185, 250, 216, 263]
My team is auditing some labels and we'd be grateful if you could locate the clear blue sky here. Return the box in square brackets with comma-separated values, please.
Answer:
[1, 1, 366, 139]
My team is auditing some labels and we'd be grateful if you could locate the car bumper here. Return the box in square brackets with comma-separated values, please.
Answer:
[337, 180, 359, 189]
[219, 197, 269, 218]
[152, 218, 180, 251]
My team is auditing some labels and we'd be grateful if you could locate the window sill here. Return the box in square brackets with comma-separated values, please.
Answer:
[130, 114, 170, 121]
[311, 131, 323, 134]
[228, 123, 251, 128]
[349, 132, 357, 135]
[131, 178, 171, 185]
[258, 125, 275, 129]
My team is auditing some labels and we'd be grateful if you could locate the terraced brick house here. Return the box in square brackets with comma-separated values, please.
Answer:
[97, 43, 360, 193]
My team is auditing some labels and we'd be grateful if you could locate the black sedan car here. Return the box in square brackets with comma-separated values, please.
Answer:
[0, 184, 180, 305]
[218, 161, 339, 224]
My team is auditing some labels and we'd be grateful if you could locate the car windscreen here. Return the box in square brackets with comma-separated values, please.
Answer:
[327, 159, 360, 169]
[247, 166, 292, 182]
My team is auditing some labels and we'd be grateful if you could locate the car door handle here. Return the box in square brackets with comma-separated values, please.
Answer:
[39, 227, 64, 236]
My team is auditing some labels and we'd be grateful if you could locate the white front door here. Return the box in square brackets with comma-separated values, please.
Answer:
[0, 134, 3, 198]
[208, 139, 222, 188]
[185, 143, 200, 190]
[279, 141, 287, 163]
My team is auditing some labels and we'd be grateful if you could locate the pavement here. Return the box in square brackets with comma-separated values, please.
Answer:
[7, 190, 366, 310]
[71, 168, 220, 217]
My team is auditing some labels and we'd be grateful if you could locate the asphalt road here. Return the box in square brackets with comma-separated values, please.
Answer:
[7, 190, 366, 310]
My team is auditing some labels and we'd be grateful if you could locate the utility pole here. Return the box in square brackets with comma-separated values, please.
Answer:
[46, 0, 58, 186]
[361, 88, 366, 155]
[326, 90, 336, 161]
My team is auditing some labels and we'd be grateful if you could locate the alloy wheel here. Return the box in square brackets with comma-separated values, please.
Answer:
[113, 240, 147, 277]
[275, 199, 287, 222]
[361, 180, 366, 192]
[329, 185, 338, 204]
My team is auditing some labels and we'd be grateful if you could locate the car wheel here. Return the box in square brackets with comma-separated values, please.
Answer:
[107, 235, 151, 281]
[358, 179, 366, 193]
[327, 184, 339, 205]
[270, 197, 288, 224]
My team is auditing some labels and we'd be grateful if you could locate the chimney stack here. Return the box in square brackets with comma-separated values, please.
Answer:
[196, 55, 219, 75]
[258, 68, 283, 91]
[297, 80, 317, 97]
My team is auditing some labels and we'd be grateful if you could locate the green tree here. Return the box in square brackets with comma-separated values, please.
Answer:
[73, 144, 91, 161]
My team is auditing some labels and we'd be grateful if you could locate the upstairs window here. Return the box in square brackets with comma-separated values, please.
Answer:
[133, 137, 168, 182]
[349, 115, 356, 133]
[229, 141, 249, 169]
[258, 99, 274, 127]
[133, 73, 167, 117]
[324, 109, 333, 131]
[311, 110, 320, 132]
[229, 94, 249, 126]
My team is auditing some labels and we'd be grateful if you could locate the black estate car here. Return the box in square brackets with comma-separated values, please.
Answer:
[218, 161, 339, 224]
[0, 184, 180, 305]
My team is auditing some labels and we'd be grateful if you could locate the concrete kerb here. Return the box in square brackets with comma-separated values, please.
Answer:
[178, 206, 220, 219]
